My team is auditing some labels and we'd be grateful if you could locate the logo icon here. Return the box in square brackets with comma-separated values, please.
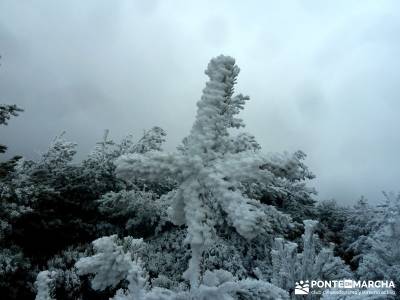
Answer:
[344, 279, 353, 288]
[295, 280, 310, 295]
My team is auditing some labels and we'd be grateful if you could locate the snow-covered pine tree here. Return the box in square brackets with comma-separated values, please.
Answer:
[341, 197, 379, 268]
[0, 104, 23, 179]
[271, 220, 352, 299]
[82, 129, 118, 193]
[83, 127, 169, 195]
[125, 126, 166, 154]
[115, 55, 315, 287]
[37, 132, 77, 175]
[0, 104, 23, 126]
[357, 192, 400, 294]
[315, 199, 348, 258]
[0, 104, 23, 154]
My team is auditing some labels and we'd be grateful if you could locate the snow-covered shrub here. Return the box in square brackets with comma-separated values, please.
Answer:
[0, 247, 30, 280]
[139, 228, 190, 288]
[271, 220, 352, 297]
[44, 246, 89, 300]
[76, 235, 145, 291]
[35, 270, 57, 300]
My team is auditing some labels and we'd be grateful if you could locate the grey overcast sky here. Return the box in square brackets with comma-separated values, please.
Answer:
[0, 0, 399, 204]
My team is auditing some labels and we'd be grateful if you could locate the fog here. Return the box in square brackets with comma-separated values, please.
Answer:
[1, 0, 399, 204]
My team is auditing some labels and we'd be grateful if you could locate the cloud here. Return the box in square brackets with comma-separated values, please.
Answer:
[1, 0, 399, 204]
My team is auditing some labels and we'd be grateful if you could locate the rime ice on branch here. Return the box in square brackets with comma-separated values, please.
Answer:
[116, 55, 311, 287]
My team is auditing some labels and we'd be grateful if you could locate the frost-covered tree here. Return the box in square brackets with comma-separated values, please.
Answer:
[0, 105, 37, 299]
[125, 126, 166, 154]
[0, 104, 23, 179]
[315, 199, 348, 256]
[231, 132, 261, 153]
[1, 132, 95, 299]
[0, 104, 23, 126]
[39, 245, 90, 300]
[0, 104, 23, 154]
[271, 220, 352, 298]
[0, 247, 31, 294]
[341, 197, 379, 268]
[357, 192, 400, 294]
[84, 127, 169, 195]
[37, 132, 77, 174]
[83, 129, 119, 193]
[116, 55, 315, 287]
[7, 134, 83, 255]
[258, 150, 317, 224]
[97, 190, 161, 237]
